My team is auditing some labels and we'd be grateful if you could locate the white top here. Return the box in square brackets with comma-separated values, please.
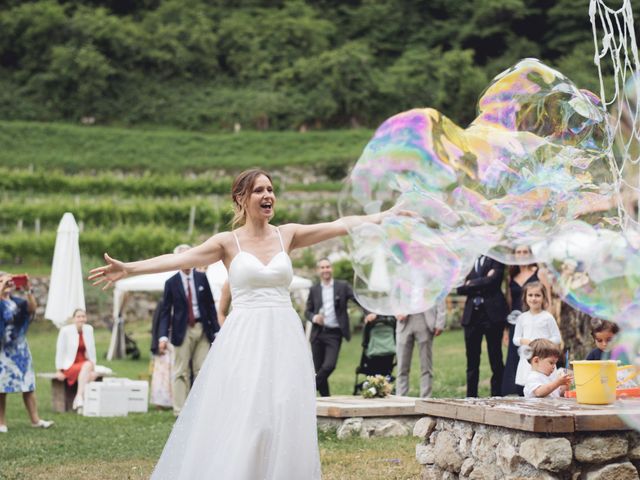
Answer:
[524, 369, 562, 398]
[513, 310, 561, 385]
[228, 227, 292, 309]
[321, 281, 339, 328]
[55, 324, 97, 370]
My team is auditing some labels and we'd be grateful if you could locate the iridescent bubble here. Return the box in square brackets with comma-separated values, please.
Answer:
[540, 221, 640, 320]
[344, 192, 471, 315]
[610, 304, 640, 430]
[612, 73, 640, 229]
[340, 58, 616, 314]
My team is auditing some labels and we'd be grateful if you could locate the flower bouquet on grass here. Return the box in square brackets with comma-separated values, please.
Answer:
[361, 375, 393, 399]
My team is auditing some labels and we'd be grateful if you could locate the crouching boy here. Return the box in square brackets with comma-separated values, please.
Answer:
[524, 339, 572, 398]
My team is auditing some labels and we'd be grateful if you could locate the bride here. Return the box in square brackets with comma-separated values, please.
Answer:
[89, 169, 395, 479]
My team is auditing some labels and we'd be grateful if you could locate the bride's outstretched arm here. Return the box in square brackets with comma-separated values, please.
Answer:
[89, 233, 227, 289]
[285, 209, 400, 251]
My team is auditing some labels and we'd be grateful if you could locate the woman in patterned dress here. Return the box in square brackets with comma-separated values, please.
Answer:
[0, 273, 53, 432]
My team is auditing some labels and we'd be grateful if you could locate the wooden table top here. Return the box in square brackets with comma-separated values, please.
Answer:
[416, 397, 640, 433]
[316, 395, 422, 418]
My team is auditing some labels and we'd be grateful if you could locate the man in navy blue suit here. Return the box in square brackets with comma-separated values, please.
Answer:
[457, 254, 508, 398]
[158, 244, 219, 415]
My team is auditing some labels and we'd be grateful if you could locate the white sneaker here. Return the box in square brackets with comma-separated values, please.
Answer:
[72, 396, 83, 411]
[31, 420, 54, 429]
[0, 425, 7, 433]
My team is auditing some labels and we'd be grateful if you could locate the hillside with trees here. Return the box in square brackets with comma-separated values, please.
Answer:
[0, 0, 628, 131]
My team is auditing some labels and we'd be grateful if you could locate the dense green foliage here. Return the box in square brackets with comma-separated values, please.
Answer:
[0, 0, 625, 130]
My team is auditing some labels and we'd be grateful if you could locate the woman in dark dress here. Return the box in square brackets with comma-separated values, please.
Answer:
[501, 246, 551, 396]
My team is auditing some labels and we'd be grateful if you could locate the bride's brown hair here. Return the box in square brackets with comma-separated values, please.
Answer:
[231, 169, 273, 228]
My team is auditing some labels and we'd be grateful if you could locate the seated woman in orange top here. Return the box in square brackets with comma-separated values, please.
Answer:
[55, 309, 98, 412]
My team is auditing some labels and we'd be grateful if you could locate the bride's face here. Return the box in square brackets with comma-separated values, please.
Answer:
[246, 175, 275, 221]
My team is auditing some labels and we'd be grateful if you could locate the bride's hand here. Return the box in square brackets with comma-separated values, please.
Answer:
[378, 202, 420, 222]
[88, 253, 128, 290]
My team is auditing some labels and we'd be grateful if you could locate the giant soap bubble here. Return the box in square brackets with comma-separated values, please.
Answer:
[340, 58, 617, 315]
[608, 304, 640, 430]
[538, 221, 640, 320]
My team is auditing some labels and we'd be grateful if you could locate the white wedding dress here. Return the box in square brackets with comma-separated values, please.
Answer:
[152, 229, 322, 479]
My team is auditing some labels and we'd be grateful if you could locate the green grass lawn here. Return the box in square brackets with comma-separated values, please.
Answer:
[0, 121, 373, 174]
[0, 320, 496, 479]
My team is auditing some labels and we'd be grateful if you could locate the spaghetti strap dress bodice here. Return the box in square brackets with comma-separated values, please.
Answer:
[229, 228, 293, 309]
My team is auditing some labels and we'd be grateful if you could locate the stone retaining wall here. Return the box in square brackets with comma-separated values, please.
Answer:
[318, 415, 419, 439]
[28, 276, 307, 327]
[414, 416, 640, 479]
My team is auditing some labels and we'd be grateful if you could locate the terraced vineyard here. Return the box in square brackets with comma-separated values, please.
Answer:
[1, 121, 372, 266]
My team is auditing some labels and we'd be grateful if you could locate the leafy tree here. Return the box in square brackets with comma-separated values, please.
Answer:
[275, 41, 380, 126]
[57, 0, 162, 15]
[433, 49, 488, 125]
[333, 0, 409, 60]
[0, 1, 69, 74]
[543, 0, 593, 59]
[458, 0, 530, 64]
[69, 6, 144, 70]
[218, 1, 334, 80]
[0, 0, 617, 129]
[140, 0, 220, 77]
[27, 44, 116, 117]
[380, 47, 487, 124]
[378, 46, 441, 115]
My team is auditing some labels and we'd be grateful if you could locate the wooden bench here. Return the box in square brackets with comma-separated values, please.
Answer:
[38, 372, 111, 413]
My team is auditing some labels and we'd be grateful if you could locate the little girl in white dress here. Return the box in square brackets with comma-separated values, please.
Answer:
[513, 281, 562, 388]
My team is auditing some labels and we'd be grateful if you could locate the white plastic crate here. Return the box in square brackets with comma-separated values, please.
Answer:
[104, 378, 149, 413]
[83, 382, 129, 417]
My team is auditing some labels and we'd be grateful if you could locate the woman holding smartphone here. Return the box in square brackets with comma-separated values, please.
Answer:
[0, 272, 53, 432]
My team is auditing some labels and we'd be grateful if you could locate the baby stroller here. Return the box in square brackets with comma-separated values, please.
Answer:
[353, 316, 397, 395]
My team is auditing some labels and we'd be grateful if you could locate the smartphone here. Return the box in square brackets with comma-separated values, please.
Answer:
[11, 274, 28, 290]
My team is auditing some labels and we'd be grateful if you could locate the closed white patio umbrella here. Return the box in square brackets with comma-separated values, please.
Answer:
[45, 212, 85, 328]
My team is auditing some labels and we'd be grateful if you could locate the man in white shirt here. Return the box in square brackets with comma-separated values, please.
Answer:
[305, 259, 374, 396]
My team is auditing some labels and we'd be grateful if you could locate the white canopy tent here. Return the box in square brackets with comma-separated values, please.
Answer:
[107, 261, 313, 360]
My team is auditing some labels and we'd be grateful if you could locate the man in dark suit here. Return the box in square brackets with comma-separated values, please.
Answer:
[158, 244, 219, 415]
[457, 254, 508, 397]
[305, 258, 374, 396]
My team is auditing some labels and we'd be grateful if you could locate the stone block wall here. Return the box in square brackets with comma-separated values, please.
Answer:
[318, 415, 419, 439]
[414, 416, 640, 479]
[27, 276, 159, 327]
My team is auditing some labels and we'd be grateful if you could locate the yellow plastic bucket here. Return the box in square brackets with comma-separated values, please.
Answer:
[571, 360, 617, 404]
